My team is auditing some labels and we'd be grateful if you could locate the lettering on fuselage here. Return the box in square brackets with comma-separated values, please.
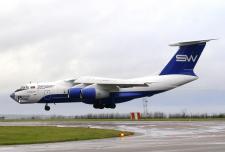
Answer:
[37, 85, 54, 89]
[176, 54, 198, 62]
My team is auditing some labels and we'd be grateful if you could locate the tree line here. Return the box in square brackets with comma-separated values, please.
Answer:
[1, 112, 225, 120]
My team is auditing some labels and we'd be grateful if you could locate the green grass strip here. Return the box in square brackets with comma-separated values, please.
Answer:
[0, 126, 133, 145]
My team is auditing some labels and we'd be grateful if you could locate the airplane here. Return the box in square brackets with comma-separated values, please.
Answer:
[10, 39, 213, 111]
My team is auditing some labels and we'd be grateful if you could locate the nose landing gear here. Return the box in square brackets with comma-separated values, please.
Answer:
[45, 104, 50, 111]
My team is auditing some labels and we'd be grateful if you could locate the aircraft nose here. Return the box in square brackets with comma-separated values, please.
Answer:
[10, 92, 16, 101]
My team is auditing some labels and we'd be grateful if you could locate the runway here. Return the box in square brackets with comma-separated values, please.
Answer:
[1, 121, 225, 152]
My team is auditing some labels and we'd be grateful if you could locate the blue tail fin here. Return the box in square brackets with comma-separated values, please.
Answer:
[160, 39, 213, 76]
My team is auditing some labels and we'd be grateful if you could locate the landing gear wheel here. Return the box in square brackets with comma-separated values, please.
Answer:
[99, 105, 104, 109]
[110, 104, 116, 109]
[93, 103, 104, 109]
[93, 104, 98, 109]
[105, 103, 116, 109]
[45, 104, 50, 111]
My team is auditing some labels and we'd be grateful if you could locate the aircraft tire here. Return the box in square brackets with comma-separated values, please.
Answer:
[104, 103, 116, 109]
[93, 103, 104, 109]
[45, 105, 50, 111]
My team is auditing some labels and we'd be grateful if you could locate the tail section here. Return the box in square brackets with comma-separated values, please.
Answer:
[160, 39, 214, 76]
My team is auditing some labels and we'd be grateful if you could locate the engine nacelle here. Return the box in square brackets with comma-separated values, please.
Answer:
[81, 84, 110, 103]
[68, 84, 86, 100]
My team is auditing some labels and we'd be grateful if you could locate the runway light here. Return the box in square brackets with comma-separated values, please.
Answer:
[119, 132, 125, 137]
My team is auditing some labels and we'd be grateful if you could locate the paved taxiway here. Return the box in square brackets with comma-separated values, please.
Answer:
[1, 121, 225, 152]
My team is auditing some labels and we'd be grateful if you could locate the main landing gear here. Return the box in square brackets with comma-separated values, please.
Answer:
[93, 103, 116, 109]
[45, 104, 50, 111]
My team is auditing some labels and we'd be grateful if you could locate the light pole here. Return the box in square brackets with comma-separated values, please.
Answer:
[143, 97, 149, 117]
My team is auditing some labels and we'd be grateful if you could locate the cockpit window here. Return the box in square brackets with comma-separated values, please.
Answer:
[30, 86, 35, 89]
[15, 85, 29, 92]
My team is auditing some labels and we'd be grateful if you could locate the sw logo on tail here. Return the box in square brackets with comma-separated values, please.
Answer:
[176, 54, 198, 62]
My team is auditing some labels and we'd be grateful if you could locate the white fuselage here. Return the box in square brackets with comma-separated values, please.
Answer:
[10, 74, 197, 105]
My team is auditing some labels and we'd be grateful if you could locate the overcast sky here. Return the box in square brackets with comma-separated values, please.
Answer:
[0, 0, 225, 115]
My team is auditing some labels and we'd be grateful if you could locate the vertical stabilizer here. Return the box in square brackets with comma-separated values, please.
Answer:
[160, 39, 214, 76]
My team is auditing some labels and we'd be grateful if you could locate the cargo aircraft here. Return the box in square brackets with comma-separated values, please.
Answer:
[10, 39, 213, 111]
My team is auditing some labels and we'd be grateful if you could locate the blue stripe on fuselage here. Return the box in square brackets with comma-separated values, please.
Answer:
[38, 90, 165, 104]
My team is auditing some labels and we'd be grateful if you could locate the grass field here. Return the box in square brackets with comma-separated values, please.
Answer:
[0, 126, 133, 145]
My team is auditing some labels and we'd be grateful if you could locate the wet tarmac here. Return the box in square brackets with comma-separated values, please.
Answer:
[0, 121, 225, 152]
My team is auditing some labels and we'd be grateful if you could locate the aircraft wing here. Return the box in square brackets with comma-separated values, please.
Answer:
[74, 76, 148, 87]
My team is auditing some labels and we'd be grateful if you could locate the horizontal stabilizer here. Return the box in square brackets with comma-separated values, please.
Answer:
[169, 39, 216, 47]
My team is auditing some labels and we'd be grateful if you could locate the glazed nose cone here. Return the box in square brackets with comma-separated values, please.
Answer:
[10, 92, 16, 101]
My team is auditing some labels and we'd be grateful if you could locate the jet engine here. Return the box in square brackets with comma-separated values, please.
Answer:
[81, 84, 110, 103]
[68, 84, 86, 100]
